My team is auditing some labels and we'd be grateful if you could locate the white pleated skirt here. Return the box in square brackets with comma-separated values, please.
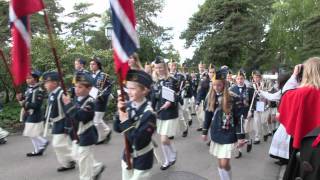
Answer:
[23, 122, 44, 137]
[209, 141, 235, 159]
[269, 108, 278, 115]
[269, 124, 290, 159]
[156, 118, 179, 137]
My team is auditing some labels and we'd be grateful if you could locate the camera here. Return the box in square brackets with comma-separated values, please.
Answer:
[297, 66, 304, 82]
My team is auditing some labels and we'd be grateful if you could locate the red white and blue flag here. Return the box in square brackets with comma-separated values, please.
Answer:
[9, 0, 45, 85]
[110, 0, 139, 80]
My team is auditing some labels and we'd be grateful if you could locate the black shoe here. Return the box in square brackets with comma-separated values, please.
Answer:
[253, 140, 260, 144]
[26, 151, 43, 157]
[0, 138, 7, 144]
[96, 131, 112, 145]
[38, 141, 50, 154]
[235, 152, 242, 159]
[188, 120, 192, 126]
[168, 136, 174, 140]
[57, 161, 76, 172]
[274, 160, 287, 166]
[206, 141, 211, 146]
[196, 128, 202, 131]
[160, 164, 171, 170]
[263, 135, 268, 142]
[93, 165, 105, 180]
[182, 129, 188, 138]
[169, 160, 176, 166]
[247, 140, 252, 153]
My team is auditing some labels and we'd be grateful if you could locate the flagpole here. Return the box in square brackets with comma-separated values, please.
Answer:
[116, 68, 133, 170]
[0, 48, 20, 93]
[42, 10, 67, 93]
[41, 7, 79, 141]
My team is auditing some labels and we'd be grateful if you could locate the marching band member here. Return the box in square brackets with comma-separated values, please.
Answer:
[114, 69, 156, 180]
[195, 62, 209, 131]
[0, 127, 9, 144]
[181, 69, 195, 127]
[249, 71, 269, 144]
[151, 57, 179, 170]
[16, 70, 49, 157]
[226, 70, 235, 87]
[258, 73, 292, 165]
[90, 57, 112, 144]
[43, 72, 76, 172]
[202, 69, 237, 180]
[71, 58, 90, 99]
[62, 72, 105, 180]
[190, 72, 199, 125]
[229, 70, 252, 158]
[144, 62, 153, 76]
[128, 53, 143, 70]
[169, 60, 188, 137]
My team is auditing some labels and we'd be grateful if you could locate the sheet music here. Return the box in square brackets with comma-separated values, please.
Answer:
[256, 101, 265, 112]
[162, 86, 175, 102]
[89, 87, 99, 99]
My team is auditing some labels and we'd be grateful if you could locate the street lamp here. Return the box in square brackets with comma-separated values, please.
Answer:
[105, 23, 113, 50]
[105, 23, 113, 40]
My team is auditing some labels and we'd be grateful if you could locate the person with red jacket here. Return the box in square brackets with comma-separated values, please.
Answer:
[279, 57, 320, 180]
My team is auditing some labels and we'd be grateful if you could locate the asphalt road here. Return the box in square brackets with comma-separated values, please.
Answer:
[0, 121, 280, 180]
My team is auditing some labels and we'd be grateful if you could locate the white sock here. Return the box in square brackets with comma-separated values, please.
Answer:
[31, 138, 39, 153]
[218, 168, 224, 180]
[36, 136, 48, 149]
[166, 144, 176, 162]
[161, 145, 169, 166]
[222, 168, 231, 180]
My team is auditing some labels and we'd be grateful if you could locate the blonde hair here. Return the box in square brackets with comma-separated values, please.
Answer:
[301, 57, 320, 89]
[206, 80, 232, 113]
[153, 62, 170, 82]
[130, 53, 143, 70]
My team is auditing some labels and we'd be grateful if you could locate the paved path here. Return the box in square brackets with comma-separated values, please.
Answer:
[0, 122, 280, 180]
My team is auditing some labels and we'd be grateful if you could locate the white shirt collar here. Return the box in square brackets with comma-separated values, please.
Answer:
[132, 98, 147, 109]
[52, 87, 61, 94]
[77, 96, 85, 102]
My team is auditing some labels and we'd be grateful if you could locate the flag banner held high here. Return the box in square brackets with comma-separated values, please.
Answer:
[110, 0, 140, 80]
[9, 0, 45, 85]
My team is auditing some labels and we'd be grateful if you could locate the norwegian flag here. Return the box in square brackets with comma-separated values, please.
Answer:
[9, 0, 45, 85]
[110, 0, 139, 81]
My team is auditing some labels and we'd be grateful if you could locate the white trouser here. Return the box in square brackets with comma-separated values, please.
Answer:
[78, 146, 103, 180]
[196, 103, 204, 128]
[93, 112, 111, 142]
[190, 97, 196, 114]
[0, 127, 9, 139]
[182, 98, 192, 121]
[31, 136, 48, 152]
[52, 134, 74, 167]
[253, 111, 268, 140]
[178, 105, 188, 132]
[121, 161, 151, 180]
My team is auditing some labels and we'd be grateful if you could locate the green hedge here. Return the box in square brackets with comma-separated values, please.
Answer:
[0, 101, 23, 132]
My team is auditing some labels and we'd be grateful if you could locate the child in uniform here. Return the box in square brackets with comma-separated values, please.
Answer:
[62, 72, 105, 180]
[202, 69, 237, 180]
[114, 69, 156, 180]
[16, 70, 49, 156]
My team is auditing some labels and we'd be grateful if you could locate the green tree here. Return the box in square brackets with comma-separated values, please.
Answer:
[137, 36, 162, 64]
[0, 1, 10, 47]
[181, 0, 273, 70]
[30, 0, 65, 34]
[67, 2, 100, 46]
[134, 0, 172, 43]
[267, 0, 320, 66]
